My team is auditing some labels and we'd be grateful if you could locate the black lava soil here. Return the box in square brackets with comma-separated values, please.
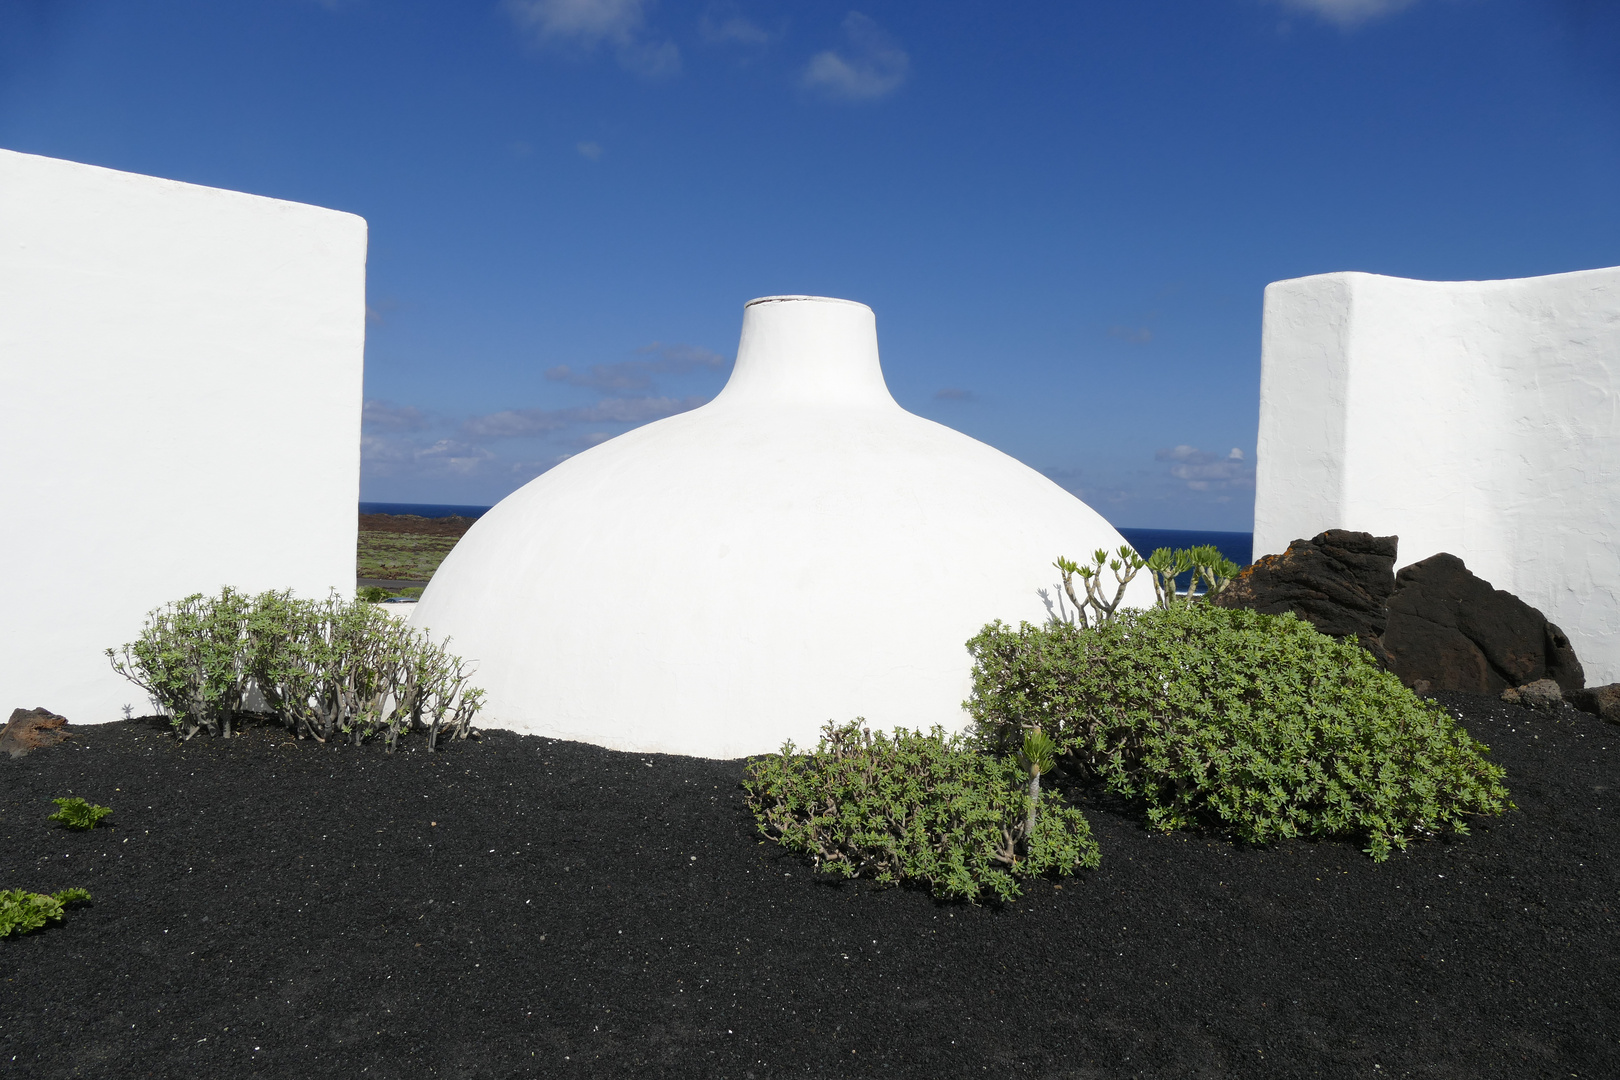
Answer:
[1, 693, 1615, 1079]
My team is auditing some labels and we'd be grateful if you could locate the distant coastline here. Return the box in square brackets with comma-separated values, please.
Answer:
[359, 504, 1252, 568]
[359, 501, 491, 520]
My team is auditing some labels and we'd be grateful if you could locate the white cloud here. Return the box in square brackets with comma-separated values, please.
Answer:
[544, 342, 728, 392]
[506, 0, 647, 44]
[362, 434, 495, 479]
[504, 0, 680, 77]
[462, 394, 709, 438]
[1272, 0, 1422, 28]
[576, 141, 605, 161]
[1154, 445, 1255, 491]
[700, 3, 774, 46]
[362, 399, 428, 433]
[802, 12, 909, 101]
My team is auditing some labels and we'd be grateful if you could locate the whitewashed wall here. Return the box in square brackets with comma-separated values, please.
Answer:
[1254, 266, 1620, 683]
[0, 149, 367, 723]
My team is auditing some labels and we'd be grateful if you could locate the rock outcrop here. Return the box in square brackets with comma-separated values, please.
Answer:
[1382, 553, 1584, 695]
[1211, 530, 1398, 664]
[0, 707, 71, 758]
[1569, 684, 1620, 724]
[1502, 679, 1563, 710]
[1215, 532, 1585, 697]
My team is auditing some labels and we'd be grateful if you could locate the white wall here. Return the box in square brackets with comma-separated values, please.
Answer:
[0, 149, 367, 722]
[1254, 266, 1620, 682]
[412, 296, 1155, 759]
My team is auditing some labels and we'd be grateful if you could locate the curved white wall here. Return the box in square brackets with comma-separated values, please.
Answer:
[1254, 266, 1620, 682]
[0, 149, 367, 722]
[413, 295, 1152, 758]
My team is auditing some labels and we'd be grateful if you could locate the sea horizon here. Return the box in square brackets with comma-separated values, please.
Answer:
[360, 502, 1254, 567]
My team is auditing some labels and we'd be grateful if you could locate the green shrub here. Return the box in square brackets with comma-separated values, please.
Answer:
[48, 797, 111, 831]
[966, 605, 1512, 861]
[103, 587, 256, 738]
[0, 888, 92, 939]
[109, 589, 484, 750]
[743, 720, 1101, 903]
[357, 586, 391, 603]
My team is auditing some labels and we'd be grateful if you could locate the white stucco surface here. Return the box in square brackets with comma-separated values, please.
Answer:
[0, 149, 367, 723]
[412, 295, 1152, 758]
[1254, 266, 1620, 683]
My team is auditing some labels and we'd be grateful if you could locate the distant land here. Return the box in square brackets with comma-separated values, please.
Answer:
[356, 503, 1253, 596]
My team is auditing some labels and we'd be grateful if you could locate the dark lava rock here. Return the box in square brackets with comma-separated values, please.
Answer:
[1382, 553, 1585, 696]
[1217, 535, 1585, 698]
[0, 707, 71, 758]
[1212, 529, 1398, 663]
[1570, 682, 1620, 724]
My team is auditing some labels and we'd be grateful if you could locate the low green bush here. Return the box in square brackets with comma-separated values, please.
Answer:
[108, 588, 483, 750]
[0, 888, 92, 939]
[966, 604, 1512, 861]
[48, 797, 111, 831]
[743, 720, 1101, 903]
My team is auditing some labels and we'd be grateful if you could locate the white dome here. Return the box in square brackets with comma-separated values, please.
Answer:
[412, 296, 1153, 757]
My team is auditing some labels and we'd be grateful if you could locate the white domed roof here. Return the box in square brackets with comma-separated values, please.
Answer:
[412, 296, 1153, 757]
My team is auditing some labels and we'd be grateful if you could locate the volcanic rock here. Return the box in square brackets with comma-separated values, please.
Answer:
[1569, 683, 1620, 724]
[1211, 530, 1398, 663]
[0, 707, 72, 758]
[1382, 553, 1585, 696]
[1502, 679, 1563, 710]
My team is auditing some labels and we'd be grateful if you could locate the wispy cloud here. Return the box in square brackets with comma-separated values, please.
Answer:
[700, 2, 774, 46]
[1108, 325, 1153, 344]
[544, 342, 728, 392]
[362, 399, 428, 433]
[933, 387, 975, 402]
[362, 435, 495, 478]
[576, 140, 605, 161]
[504, 0, 681, 77]
[462, 395, 709, 439]
[1272, 0, 1422, 28]
[1155, 445, 1254, 491]
[802, 12, 909, 101]
[360, 340, 725, 494]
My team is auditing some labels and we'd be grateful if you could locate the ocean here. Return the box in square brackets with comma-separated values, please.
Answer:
[1115, 528, 1253, 568]
[360, 501, 493, 519]
[359, 505, 1255, 568]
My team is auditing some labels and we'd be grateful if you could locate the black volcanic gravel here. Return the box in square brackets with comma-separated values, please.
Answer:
[1, 692, 1616, 1079]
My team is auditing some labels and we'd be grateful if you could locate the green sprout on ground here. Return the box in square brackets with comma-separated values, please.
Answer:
[0, 888, 92, 939]
[1019, 725, 1058, 845]
[48, 797, 111, 831]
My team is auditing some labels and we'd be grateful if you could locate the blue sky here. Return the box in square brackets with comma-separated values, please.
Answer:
[3, 0, 1616, 530]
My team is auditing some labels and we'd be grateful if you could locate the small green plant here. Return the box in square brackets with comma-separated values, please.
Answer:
[1019, 725, 1058, 841]
[1145, 545, 1242, 607]
[1054, 545, 1146, 627]
[357, 586, 391, 603]
[966, 604, 1512, 861]
[0, 888, 92, 939]
[743, 720, 1100, 903]
[48, 797, 111, 831]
